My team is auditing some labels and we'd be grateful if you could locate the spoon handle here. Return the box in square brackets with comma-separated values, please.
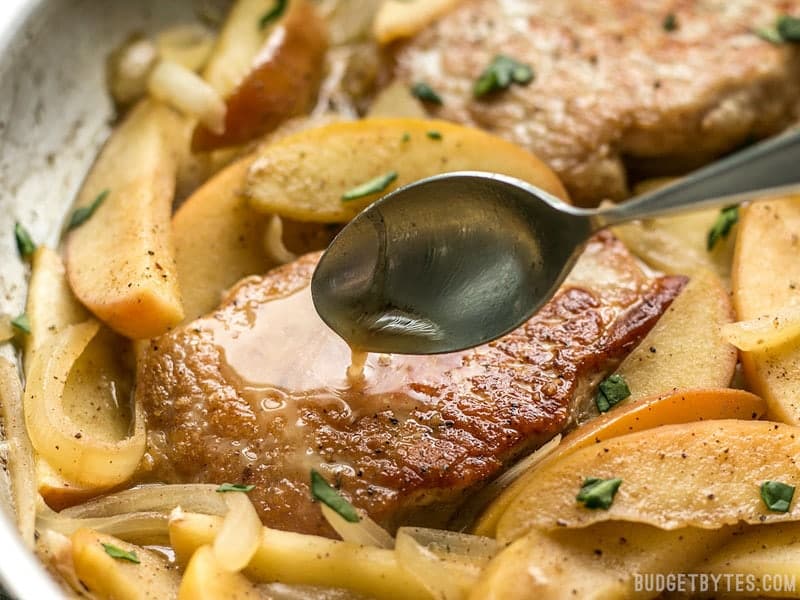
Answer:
[594, 128, 800, 228]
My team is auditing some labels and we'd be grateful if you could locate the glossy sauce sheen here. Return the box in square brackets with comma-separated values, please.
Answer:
[137, 233, 685, 536]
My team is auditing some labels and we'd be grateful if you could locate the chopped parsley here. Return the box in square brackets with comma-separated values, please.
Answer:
[341, 171, 398, 202]
[216, 483, 255, 493]
[755, 15, 800, 44]
[310, 469, 360, 523]
[577, 477, 622, 510]
[474, 55, 534, 98]
[68, 189, 109, 231]
[595, 374, 630, 413]
[401, 132, 411, 143]
[259, 0, 287, 29]
[102, 543, 140, 564]
[663, 13, 678, 32]
[760, 480, 795, 513]
[426, 130, 443, 140]
[11, 313, 30, 335]
[410, 82, 443, 105]
[707, 205, 738, 251]
[14, 223, 36, 259]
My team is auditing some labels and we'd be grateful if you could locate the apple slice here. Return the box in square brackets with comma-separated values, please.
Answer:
[245, 118, 569, 222]
[179, 545, 260, 600]
[192, 0, 328, 152]
[496, 419, 800, 543]
[733, 195, 800, 425]
[172, 156, 336, 322]
[473, 388, 766, 538]
[66, 100, 184, 339]
[613, 268, 737, 402]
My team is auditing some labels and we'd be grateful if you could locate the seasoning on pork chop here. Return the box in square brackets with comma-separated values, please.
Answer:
[393, 0, 800, 205]
[137, 233, 685, 536]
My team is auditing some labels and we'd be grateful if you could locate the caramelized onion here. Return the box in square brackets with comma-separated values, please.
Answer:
[321, 504, 394, 549]
[395, 527, 498, 600]
[263, 215, 298, 265]
[37, 510, 171, 545]
[60, 484, 226, 519]
[148, 60, 226, 134]
[212, 491, 262, 572]
[23, 321, 146, 487]
[0, 358, 36, 547]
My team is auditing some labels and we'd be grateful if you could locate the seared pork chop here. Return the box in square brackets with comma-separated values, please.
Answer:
[137, 233, 684, 536]
[393, 0, 800, 205]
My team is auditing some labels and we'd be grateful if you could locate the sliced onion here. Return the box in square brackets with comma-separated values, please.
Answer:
[722, 305, 800, 351]
[36, 530, 84, 593]
[108, 36, 159, 106]
[263, 215, 298, 265]
[213, 491, 262, 572]
[23, 321, 147, 487]
[395, 527, 498, 600]
[0, 358, 36, 547]
[373, 0, 460, 44]
[148, 60, 226, 134]
[156, 24, 216, 73]
[449, 434, 561, 531]
[320, 504, 394, 549]
[37, 510, 171, 545]
[60, 483, 226, 519]
[0, 314, 13, 342]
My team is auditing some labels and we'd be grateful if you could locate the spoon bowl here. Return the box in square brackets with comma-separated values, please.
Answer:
[313, 130, 800, 355]
[311, 172, 592, 354]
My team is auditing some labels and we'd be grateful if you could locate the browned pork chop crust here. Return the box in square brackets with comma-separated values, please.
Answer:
[137, 233, 684, 536]
[393, 0, 800, 205]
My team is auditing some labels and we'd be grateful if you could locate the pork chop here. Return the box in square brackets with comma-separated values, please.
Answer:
[137, 233, 684, 536]
[392, 0, 800, 205]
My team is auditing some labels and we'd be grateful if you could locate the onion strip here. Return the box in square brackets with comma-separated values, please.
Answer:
[60, 483, 226, 519]
[263, 215, 298, 265]
[321, 504, 394, 549]
[213, 491, 262, 572]
[23, 321, 146, 487]
[0, 358, 36, 547]
[37, 510, 171, 545]
[395, 527, 498, 600]
[148, 60, 226, 134]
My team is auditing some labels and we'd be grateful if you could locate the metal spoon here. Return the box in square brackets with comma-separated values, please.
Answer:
[312, 129, 800, 355]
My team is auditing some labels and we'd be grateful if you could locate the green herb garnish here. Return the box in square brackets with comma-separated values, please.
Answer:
[426, 130, 442, 140]
[259, 0, 287, 29]
[755, 25, 784, 44]
[14, 223, 36, 259]
[761, 481, 795, 513]
[663, 13, 678, 31]
[341, 171, 398, 202]
[474, 55, 534, 98]
[577, 477, 622, 510]
[707, 205, 738, 251]
[401, 132, 411, 143]
[595, 374, 630, 413]
[755, 15, 800, 44]
[410, 82, 443, 105]
[310, 469, 360, 522]
[777, 15, 800, 41]
[102, 543, 140, 564]
[11, 313, 30, 335]
[216, 483, 255, 493]
[68, 190, 109, 231]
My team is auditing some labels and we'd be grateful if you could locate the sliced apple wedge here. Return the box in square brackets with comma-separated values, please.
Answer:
[71, 529, 180, 599]
[613, 268, 737, 402]
[172, 156, 336, 322]
[66, 100, 184, 340]
[473, 388, 766, 538]
[192, 0, 328, 152]
[733, 195, 800, 425]
[496, 420, 800, 543]
[246, 118, 569, 222]
[473, 522, 736, 600]
[179, 545, 259, 600]
[373, 0, 461, 44]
